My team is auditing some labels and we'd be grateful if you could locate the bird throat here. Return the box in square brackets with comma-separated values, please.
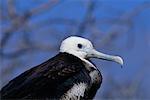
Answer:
[78, 57, 97, 71]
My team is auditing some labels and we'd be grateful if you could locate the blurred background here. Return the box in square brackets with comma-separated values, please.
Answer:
[0, 0, 150, 99]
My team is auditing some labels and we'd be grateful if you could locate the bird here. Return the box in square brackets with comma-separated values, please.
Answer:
[0, 36, 123, 100]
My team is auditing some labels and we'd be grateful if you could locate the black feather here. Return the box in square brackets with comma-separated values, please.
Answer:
[0, 52, 102, 99]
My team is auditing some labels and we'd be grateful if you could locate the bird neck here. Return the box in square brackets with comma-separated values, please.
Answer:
[60, 52, 97, 71]
[79, 57, 97, 71]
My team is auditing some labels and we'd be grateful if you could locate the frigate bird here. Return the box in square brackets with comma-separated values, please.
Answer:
[0, 36, 123, 99]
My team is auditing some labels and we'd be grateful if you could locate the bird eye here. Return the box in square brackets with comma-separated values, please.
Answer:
[77, 44, 82, 49]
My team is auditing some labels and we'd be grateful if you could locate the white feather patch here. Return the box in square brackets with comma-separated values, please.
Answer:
[61, 83, 87, 100]
[89, 70, 99, 83]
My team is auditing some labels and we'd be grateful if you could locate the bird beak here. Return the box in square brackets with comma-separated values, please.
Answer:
[87, 49, 123, 66]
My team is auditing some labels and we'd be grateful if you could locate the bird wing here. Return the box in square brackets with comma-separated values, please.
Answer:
[1, 53, 87, 99]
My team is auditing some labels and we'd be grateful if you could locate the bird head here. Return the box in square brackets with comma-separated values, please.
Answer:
[60, 36, 123, 66]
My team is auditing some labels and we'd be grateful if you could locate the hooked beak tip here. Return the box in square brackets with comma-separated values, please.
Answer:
[115, 56, 124, 67]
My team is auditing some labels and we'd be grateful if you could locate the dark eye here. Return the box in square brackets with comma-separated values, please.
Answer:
[77, 44, 82, 49]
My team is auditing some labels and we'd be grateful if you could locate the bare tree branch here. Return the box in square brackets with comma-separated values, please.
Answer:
[76, 0, 96, 35]
[29, 0, 60, 16]
[99, 3, 150, 47]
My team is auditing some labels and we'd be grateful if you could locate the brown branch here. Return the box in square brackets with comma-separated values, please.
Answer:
[1, 12, 31, 48]
[28, 18, 79, 32]
[76, 1, 96, 35]
[0, 42, 57, 59]
[99, 3, 150, 47]
[29, 0, 60, 16]
[0, 0, 66, 52]
[7, 0, 17, 19]
[1, 0, 61, 48]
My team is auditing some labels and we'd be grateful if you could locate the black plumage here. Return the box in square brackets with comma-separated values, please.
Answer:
[1, 52, 102, 99]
